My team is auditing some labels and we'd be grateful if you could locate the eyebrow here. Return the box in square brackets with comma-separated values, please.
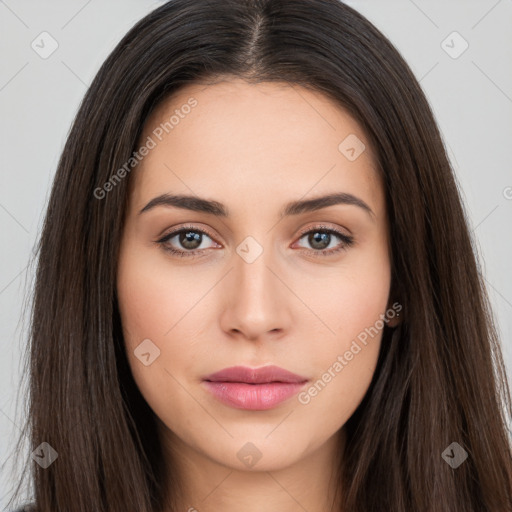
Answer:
[138, 192, 375, 220]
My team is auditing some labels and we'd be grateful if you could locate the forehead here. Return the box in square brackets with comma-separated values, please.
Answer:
[131, 78, 384, 218]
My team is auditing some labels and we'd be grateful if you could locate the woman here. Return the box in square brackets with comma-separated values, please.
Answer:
[7, 0, 512, 510]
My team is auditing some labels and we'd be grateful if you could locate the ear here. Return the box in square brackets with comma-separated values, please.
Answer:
[385, 299, 403, 328]
[386, 275, 403, 328]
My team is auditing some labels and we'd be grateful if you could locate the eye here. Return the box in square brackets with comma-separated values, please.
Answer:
[294, 225, 354, 257]
[156, 225, 219, 258]
[156, 223, 354, 259]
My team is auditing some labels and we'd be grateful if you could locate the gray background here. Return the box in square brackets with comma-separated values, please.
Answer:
[1, 0, 511, 507]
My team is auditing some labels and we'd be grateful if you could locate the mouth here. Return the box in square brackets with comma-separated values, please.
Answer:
[202, 365, 309, 410]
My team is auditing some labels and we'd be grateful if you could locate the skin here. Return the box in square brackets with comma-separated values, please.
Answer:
[116, 78, 399, 512]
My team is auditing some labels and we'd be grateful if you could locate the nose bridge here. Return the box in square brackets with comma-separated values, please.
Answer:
[236, 236, 272, 296]
[220, 233, 290, 339]
[235, 234, 278, 310]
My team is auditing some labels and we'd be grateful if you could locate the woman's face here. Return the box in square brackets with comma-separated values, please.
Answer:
[117, 78, 395, 473]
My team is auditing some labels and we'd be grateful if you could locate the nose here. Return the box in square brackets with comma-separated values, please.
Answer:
[218, 239, 292, 342]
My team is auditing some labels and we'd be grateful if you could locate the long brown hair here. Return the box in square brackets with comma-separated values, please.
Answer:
[6, 0, 512, 510]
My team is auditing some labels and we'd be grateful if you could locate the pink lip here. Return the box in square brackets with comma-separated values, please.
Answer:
[202, 365, 309, 410]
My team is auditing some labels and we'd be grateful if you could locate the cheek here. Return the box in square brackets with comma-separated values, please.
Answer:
[332, 272, 391, 346]
[295, 244, 391, 412]
[116, 247, 180, 394]
[116, 250, 219, 449]
[300, 243, 391, 355]
[116, 245, 207, 344]
[116, 245, 212, 408]
[297, 289, 388, 426]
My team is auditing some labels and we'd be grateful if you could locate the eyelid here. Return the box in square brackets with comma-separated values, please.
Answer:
[295, 223, 351, 239]
[158, 223, 220, 244]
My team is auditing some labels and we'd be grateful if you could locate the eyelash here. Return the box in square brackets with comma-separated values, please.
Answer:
[156, 224, 355, 259]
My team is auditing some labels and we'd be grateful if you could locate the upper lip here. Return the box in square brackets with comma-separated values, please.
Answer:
[203, 365, 308, 384]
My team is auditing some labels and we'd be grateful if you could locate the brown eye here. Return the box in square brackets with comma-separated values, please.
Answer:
[157, 226, 219, 258]
[295, 226, 354, 256]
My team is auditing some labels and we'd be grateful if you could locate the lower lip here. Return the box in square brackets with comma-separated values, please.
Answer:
[202, 381, 307, 410]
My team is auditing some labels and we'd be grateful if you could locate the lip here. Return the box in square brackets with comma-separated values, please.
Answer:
[202, 365, 309, 410]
